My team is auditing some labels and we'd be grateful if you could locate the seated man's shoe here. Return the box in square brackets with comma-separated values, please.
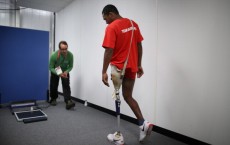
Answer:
[49, 99, 57, 106]
[66, 100, 75, 110]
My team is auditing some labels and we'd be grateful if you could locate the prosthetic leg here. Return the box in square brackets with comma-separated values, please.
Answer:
[107, 65, 124, 145]
[111, 65, 123, 131]
[107, 19, 134, 145]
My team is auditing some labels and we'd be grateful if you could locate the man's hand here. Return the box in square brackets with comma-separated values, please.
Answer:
[60, 72, 68, 78]
[102, 48, 113, 87]
[137, 66, 144, 78]
[102, 73, 110, 87]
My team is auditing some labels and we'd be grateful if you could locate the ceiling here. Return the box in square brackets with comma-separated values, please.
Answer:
[16, 0, 74, 12]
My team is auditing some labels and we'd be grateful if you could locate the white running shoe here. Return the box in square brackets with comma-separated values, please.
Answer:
[107, 131, 124, 145]
[139, 120, 154, 142]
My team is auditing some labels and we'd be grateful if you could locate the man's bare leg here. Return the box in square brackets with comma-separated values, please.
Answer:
[122, 77, 144, 121]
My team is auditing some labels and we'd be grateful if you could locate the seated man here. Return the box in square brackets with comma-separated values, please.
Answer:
[49, 40, 75, 110]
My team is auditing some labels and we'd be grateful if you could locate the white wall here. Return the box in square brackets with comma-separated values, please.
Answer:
[20, 8, 53, 31]
[0, 0, 53, 31]
[0, 0, 17, 26]
[0, 0, 54, 52]
[56, 0, 230, 145]
[157, 0, 230, 145]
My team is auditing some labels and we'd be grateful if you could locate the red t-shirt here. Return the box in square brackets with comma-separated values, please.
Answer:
[102, 18, 143, 72]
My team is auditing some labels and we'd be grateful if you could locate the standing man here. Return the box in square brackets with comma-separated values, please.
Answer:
[49, 40, 75, 110]
[101, 4, 153, 144]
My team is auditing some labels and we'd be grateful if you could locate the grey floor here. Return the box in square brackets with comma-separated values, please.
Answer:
[0, 98, 187, 145]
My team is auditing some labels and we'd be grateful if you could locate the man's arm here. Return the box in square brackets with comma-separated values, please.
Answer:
[65, 52, 74, 73]
[61, 52, 73, 78]
[137, 42, 144, 78]
[102, 48, 114, 87]
[49, 54, 57, 75]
